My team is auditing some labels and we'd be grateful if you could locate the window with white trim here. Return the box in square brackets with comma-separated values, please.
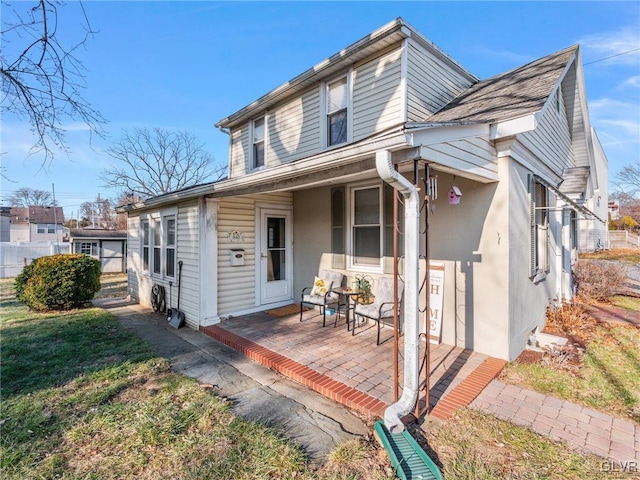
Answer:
[326, 76, 348, 147]
[164, 216, 176, 278]
[140, 211, 177, 278]
[152, 218, 161, 275]
[351, 185, 382, 268]
[530, 178, 549, 277]
[141, 219, 150, 272]
[77, 242, 98, 256]
[252, 117, 265, 169]
[37, 224, 55, 234]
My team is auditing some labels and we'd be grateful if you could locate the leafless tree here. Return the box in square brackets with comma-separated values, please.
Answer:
[7, 187, 53, 206]
[615, 159, 640, 197]
[79, 196, 116, 229]
[100, 127, 227, 199]
[1, 1, 105, 166]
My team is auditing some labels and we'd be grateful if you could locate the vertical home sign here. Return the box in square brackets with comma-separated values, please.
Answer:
[429, 262, 445, 344]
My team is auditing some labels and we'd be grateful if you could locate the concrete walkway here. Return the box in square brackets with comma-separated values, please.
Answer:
[95, 298, 368, 463]
[471, 380, 640, 463]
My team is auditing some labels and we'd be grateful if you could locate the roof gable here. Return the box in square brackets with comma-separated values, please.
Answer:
[427, 45, 578, 124]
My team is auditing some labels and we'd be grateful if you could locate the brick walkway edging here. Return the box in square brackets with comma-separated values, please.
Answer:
[201, 325, 506, 421]
[471, 380, 640, 463]
[201, 325, 388, 417]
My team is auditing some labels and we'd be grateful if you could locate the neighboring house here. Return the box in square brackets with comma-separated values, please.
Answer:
[69, 229, 128, 273]
[0, 207, 10, 242]
[9, 206, 69, 243]
[118, 18, 607, 361]
[608, 201, 620, 221]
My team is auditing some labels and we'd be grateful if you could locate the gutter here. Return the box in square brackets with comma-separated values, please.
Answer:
[375, 150, 420, 433]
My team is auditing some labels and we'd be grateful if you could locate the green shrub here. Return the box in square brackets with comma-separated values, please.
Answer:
[15, 254, 101, 311]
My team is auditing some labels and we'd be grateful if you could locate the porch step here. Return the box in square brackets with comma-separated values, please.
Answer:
[429, 357, 506, 420]
[200, 325, 388, 417]
[374, 420, 443, 480]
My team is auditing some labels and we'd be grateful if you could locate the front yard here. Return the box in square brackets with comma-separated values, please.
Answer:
[1, 269, 637, 479]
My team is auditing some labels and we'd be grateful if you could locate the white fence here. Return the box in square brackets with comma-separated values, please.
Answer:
[0, 242, 72, 279]
[608, 230, 640, 249]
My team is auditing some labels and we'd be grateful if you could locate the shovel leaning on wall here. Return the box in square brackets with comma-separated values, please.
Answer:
[167, 261, 185, 329]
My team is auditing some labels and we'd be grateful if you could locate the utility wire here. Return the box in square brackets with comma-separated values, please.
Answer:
[584, 47, 640, 66]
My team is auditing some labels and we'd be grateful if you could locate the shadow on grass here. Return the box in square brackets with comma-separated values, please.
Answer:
[1, 308, 155, 398]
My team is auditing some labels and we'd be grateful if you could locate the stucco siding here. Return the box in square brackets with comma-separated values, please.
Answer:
[217, 192, 293, 316]
[508, 160, 558, 360]
[426, 171, 510, 359]
[353, 48, 403, 141]
[229, 126, 249, 179]
[519, 93, 573, 176]
[268, 88, 321, 164]
[406, 41, 474, 122]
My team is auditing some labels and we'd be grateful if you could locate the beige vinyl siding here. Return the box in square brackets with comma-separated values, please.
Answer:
[176, 201, 200, 329]
[217, 192, 293, 315]
[519, 91, 572, 176]
[352, 48, 403, 141]
[268, 88, 321, 164]
[406, 41, 474, 122]
[229, 126, 249, 179]
[421, 137, 498, 179]
[125, 202, 201, 329]
[127, 215, 140, 301]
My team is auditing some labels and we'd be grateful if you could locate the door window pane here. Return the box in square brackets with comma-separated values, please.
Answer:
[267, 217, 285, 281]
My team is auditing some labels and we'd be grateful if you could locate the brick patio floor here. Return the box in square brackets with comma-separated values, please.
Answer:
[201, 305, 504, 417]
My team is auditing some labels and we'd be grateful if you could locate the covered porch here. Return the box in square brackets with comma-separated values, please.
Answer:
[201, 304, 505, 419]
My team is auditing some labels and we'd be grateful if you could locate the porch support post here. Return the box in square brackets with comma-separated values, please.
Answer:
[200, 197, 219, 326]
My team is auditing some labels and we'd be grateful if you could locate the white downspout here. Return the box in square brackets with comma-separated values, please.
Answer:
[375, 150, 420, 433]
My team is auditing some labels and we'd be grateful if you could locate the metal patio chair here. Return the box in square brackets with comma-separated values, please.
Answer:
[353, 277, 404, 345]
[300, 270, 344, 327]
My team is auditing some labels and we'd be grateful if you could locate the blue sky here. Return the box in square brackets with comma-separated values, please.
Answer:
[2, 1, 639, 219]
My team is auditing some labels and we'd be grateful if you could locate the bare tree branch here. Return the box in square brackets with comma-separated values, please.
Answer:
[100, 127, 227, 199]
[1, 1, 106, 166]
[7, 187, 53, 206]
[615, 159, 640, 198]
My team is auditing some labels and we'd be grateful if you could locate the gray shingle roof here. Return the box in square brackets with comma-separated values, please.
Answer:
[427, 45, 578, 124]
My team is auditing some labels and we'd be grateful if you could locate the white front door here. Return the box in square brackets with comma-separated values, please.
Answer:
[259, 209, 293, 305]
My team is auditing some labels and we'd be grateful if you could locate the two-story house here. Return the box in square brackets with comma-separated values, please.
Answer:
[119, 18, 607, 363]
[9, 206, 69, 243]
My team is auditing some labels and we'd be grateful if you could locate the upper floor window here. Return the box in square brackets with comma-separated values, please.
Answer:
[37, 224, 55, 234]
[252, 117, 265, 169]
[327, 77, 348, 147]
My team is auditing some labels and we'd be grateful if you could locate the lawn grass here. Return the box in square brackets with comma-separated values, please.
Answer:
[501, 323, 640, 422]
[579, 248, 640, 264]
[2, 277, 636, 479]
[0, 281, 312, 479]
[612, 295, 640, 311]
[421, 409, 634, 480]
